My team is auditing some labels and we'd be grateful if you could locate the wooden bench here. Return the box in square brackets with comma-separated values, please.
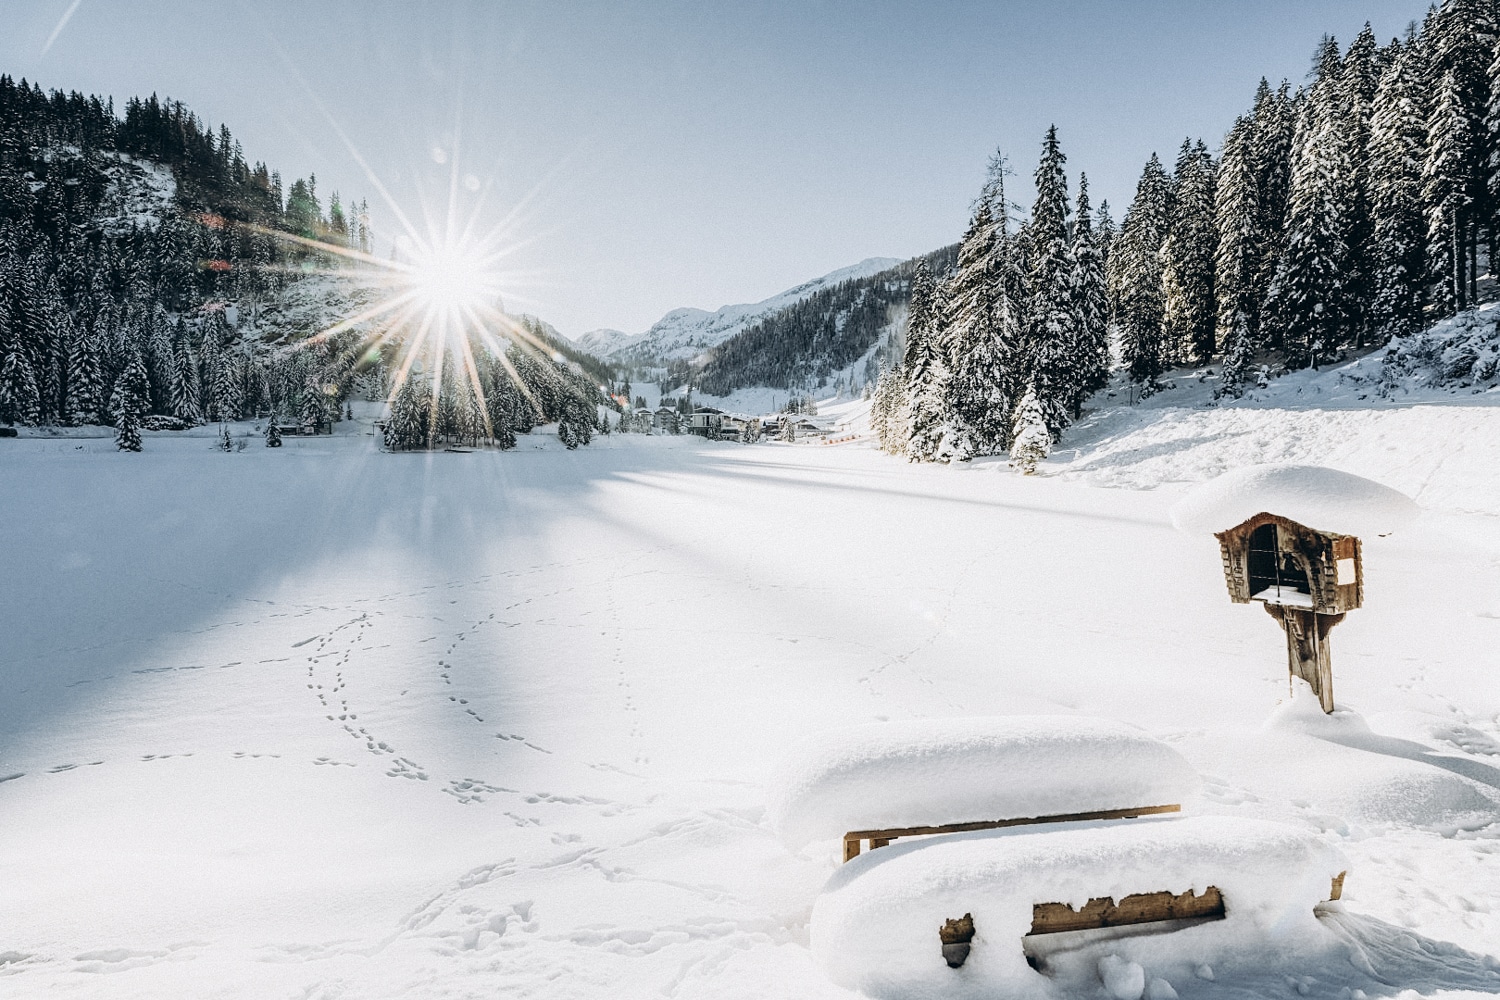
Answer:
[842, 803, 1181, 862]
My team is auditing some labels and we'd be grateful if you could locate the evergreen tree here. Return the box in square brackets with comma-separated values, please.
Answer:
[903, 260, 948, 461]
[1008, 384, 1050, 475]
[1162, 139, 1218, 364]
[1340, 24, 1380, 345]
[1215, 116, 1262, 395]
[1070, 174, 1111, 412]
[385, 371, 429, 450]
[0, 341, 41, 426]
[1266, 56, 1355, 369]
[1368, 36, 1430, 339]
[1110, 154, 1173, 394]
[1025, 126, 1077, 435]
[1248, 80, 1296, 349]
[1425, 67, 1477, 314]
[110, 350, 149, 452]
[65, 331, 105, 425]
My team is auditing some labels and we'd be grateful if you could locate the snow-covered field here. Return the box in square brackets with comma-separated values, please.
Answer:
[4, 391, 1500, 998]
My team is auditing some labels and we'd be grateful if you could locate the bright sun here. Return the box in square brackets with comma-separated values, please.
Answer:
[406, 242, 499, 313]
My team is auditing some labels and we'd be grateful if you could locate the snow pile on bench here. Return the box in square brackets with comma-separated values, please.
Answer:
[1171, 463, 1417, 538]
[767, 716, 1198, 850]
[811, 815, 1347, 1000]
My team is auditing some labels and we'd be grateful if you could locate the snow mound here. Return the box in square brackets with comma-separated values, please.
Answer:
[810, 815, 1348, 1000]
[1170, 464, 1418, 537]
[767, 717, 1199, 850]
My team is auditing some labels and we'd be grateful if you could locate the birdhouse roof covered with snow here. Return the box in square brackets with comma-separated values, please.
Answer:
[1213, 512, 1362, 614]
[1171, 464, 1418, 539]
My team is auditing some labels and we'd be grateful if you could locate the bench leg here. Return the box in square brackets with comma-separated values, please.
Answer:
[843, 837, 861, 862]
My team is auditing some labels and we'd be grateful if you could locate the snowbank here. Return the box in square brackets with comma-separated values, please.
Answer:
[810, 815, 1348, 1000]
[1170, 464, 1418, 538]
[767, 717, 1199, 851]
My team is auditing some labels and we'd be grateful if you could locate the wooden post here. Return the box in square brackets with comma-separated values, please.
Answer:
[1266, 605, 1343, 714]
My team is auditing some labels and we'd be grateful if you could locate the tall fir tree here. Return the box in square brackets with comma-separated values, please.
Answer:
[1162, 139, 1219, 364]
[1025, 126, 1077, 434]
[110, 350, 149, 452]
[1069, 173, 1111, 414]
[1109, 153, 1174, 394]
[1339, 24, 1380, 346]
[903, 259, 948, 462]
[1368, 35, 1430, 339]
[1424, 67, 1478, 314]
[1266, 49, 1355, 369]
[1215, 116, 1262, 395]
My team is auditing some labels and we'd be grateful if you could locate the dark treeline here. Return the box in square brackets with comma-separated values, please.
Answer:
[697, 245, 958, 396]
[874, 0, 1500, 465]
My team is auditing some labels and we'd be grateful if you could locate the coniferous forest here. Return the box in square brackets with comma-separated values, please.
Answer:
[0, 76, 607, 452]
[871, 2, 1499, 463]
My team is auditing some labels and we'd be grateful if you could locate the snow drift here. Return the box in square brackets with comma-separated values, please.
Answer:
[1170, 464, 1418, 538]
[810, 815, 1348, 1000]
[767, 717, 1199, 851]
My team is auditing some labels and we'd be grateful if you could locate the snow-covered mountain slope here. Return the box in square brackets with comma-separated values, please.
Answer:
[573, 327, 631, 356]
[602, 257, 901, 364]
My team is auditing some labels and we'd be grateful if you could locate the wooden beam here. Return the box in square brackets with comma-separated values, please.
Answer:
[1030, 886, 1224, 935]
[841, 804, 1180, 861]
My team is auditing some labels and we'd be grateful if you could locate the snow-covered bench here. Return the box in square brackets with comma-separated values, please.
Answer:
[811, 815, 1349, 998]
[768, 717, 1200, 862]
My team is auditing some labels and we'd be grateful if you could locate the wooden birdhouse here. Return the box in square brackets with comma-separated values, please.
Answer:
[1214, 512, 1363, 714]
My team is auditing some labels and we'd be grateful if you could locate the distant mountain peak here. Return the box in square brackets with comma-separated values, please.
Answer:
[598, 257, 903, 364]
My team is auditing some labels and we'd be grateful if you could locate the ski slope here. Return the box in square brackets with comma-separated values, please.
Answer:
[2, 400, 1500, 998]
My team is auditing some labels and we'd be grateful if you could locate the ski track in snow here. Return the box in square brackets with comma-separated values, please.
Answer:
[3, 406, 1500, 998]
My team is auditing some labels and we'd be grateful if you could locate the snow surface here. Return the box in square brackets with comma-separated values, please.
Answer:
[811, 815, 1347, 999]
[4, 384, 1500, 998]
[588, 257, 901, 364]
[768, 716, 1198, 849]
[1171, 464, 1419, 538]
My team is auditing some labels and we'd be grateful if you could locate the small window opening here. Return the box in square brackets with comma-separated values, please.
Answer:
[1248, 523, 1310, 599]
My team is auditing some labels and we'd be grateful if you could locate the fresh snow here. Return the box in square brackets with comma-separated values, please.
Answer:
[810, 815, 1348, 999]
[1170, 464, 1420, 538]
[768, 716, 1198, 849]
[3, 375, 1500, 998]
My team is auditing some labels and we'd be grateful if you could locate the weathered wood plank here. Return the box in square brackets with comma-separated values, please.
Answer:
[1030, 886, 1225, 935]
[841, 803, 1180, 860]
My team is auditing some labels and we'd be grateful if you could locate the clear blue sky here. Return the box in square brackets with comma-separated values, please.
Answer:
[5, 1, 1426, 338]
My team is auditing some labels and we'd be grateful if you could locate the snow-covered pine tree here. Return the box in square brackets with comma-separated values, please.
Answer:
[1248, 79, 1295, 350]
[1425, 0, 1495, 307]
[1266, 51, 1354, 370]
[65, 331, 105, 425]
[1070, 174, 1111, 414]
[171, 322, 201, 423]
[1368, 34, 1430, 340]
[385, 371, 429, 450]
[111, 350, 150, 452]
[1214, 116, 1261, 395]
[903, 259, 948, 461]
[1339, 24, 1380, 346]
[1008, 383, 1050, 475]
[1161, 139, 1218, 365]
[265, 415, 282, 447]
[1094, 199, 1116, 269]
[0, 340, 41, 426]
[1424, 67, 1477, 315]
[1026, 126, 1077, 436]
[1109, 153, 1173, 395]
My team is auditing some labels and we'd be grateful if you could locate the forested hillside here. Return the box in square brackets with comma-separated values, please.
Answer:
[696, 246, 957, 396]
[868, 0, 1500, 464]
[0, 76, 608, 452]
